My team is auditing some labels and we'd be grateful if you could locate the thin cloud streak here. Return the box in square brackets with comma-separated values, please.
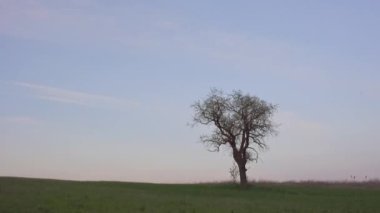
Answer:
[0, 116, 39, 125]
[13, 81, 139, 110]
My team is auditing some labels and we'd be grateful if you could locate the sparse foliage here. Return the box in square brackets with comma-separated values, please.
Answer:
[192, 89, 277, 186]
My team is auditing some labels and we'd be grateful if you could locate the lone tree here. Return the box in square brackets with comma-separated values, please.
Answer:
[192, 89, 277, 186]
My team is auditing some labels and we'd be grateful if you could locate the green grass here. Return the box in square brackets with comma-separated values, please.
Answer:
[1, 177, 379, 212]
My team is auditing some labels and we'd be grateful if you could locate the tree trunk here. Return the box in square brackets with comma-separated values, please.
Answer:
[233, 149, 248, 186]
[238, 163, 248, 186]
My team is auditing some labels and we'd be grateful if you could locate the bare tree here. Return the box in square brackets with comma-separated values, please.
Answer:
[192, 89, 277, 186]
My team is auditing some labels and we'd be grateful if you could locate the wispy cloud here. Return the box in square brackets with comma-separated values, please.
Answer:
[0, 0, 343, 84]
[13, 81, 139, 110]
[0, 116, 39, 125]
[0, 0, 175, 48]
[0, 0, 310, 76]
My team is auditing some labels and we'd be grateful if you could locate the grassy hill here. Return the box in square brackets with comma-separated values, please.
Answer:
[1, 177, 379, 212]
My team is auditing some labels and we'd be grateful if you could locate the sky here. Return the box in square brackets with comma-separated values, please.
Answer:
[1, 0, 379, 183]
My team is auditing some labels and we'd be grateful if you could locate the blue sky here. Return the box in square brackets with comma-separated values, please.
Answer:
[1, 0, 379, 183]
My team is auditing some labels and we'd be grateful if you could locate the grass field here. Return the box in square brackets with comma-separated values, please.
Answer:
[1, 177, 379, 213]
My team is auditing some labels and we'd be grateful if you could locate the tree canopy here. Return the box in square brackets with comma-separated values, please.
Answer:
[192, 89, 277, 185]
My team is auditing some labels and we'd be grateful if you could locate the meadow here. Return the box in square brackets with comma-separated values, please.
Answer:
[0, 177, 379, 213]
